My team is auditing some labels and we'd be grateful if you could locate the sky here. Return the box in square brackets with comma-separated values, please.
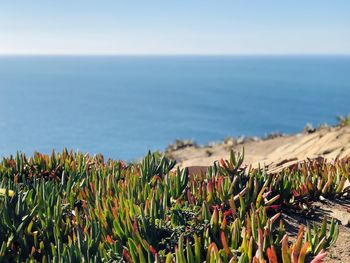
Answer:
[0, 1, 349, 55]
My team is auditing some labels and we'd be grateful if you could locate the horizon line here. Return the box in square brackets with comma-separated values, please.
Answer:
[0, 53, 350, 57]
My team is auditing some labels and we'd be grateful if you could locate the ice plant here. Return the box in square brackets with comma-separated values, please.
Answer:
[0, 149, 346, 262]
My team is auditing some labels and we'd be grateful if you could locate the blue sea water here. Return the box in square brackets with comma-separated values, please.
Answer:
[0, 56, 349, 160]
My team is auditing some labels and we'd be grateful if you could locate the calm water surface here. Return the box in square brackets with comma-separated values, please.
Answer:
[0, 56, 349, 160]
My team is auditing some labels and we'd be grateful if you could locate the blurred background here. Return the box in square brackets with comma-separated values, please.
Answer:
[0, 1, 349, 160]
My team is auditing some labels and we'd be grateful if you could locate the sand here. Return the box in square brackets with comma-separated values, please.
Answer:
[168, 125, 350, 172]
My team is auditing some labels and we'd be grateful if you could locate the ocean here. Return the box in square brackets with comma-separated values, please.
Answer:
[0, 55, 349, 160]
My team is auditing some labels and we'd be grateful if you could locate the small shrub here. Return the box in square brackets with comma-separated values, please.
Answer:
[337, 113, 350, 126]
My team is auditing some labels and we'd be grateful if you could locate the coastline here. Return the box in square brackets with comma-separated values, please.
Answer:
[166, 124, 350, 172]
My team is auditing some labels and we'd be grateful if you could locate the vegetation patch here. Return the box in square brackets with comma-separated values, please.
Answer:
[337, 114, 350, 126]
[0, 150, 348, 262]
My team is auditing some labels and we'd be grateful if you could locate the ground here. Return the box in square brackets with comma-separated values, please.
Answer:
[168, 125, 350, 172]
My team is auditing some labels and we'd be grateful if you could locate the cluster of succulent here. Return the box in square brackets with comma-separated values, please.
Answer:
[166, 140, 197, 152]
[0, 149, 348, 262]
[337, 113, 350, 126]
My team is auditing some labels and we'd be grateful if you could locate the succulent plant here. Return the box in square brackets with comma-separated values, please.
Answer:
[0, 149, 347, 262]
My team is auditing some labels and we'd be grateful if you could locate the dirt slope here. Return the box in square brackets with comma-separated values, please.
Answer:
[168, 125, 350, 172]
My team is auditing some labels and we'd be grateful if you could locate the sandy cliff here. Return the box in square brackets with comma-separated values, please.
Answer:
[168, 125, 350, 172]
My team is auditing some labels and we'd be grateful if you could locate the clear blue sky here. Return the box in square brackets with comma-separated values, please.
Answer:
[0, 1, 349, 55]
